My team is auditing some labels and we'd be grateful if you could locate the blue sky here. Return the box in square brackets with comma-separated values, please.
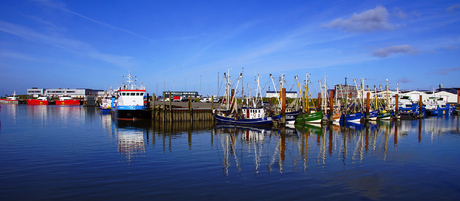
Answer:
[0, 0, 459, 97]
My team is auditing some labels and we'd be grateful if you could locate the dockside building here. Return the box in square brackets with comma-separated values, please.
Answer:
[27, 88, 104, 98]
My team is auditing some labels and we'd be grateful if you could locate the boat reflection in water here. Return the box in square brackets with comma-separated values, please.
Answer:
[214, 123, 274, 175]
[214, 123, 302, 174]
[112, 119, 150, 163]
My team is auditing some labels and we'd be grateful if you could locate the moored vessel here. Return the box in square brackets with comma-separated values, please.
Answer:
[112, 71, 150, 120]
[56, 96, 81, 105]
[0, 91, 19, 104]
[27, 96, 50, 105]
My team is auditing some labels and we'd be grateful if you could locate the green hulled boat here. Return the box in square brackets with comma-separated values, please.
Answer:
[295, 110, 323, 124]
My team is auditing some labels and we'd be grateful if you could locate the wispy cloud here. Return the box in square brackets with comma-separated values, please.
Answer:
[371, 45, 419, 57]
[0, 20, 136, 69]
[446, 4, 460, 12]
[33, 0, 155, 42]
[434, 67, 460, 74]
[323, 6, 394, 33]
[393, 7, 407, 19]
[0, 50, 40, 61]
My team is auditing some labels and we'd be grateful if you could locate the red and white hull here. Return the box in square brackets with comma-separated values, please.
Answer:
[0, 99, 19, 104]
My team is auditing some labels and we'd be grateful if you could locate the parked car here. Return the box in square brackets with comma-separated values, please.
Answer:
[199, 98, 209, 103]
[212, 97, 219, 103]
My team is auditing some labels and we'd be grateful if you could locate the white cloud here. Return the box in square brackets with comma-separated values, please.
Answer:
[371, 45, 419, 57]
[434, 67, 460, 75]
[323, 6, 394, 33]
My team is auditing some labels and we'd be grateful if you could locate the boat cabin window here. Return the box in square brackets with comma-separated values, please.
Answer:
[136, 93, 140, 96]
[140, 93, 144, 96]
[131, 93, 135, 96]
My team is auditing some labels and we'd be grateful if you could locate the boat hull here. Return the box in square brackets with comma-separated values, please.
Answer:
[273, 111, 301, 124]
[27, 99, 49, 105]
[340, 112, 363, 123]
[377, 112, 392, 120]
[214, 113, 273, 125]
[56, 99, 81, 105]
[295, 111, 323, 124]
[113, 106, 150, 120]
[368, 110, 379, 121]
[0, 99, 18, 104]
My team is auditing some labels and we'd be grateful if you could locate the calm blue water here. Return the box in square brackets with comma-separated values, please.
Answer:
[1, 104, 460, 200]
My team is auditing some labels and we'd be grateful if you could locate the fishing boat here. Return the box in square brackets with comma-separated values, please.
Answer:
[214, 107, 273, 125]
[0, 91, 19, 104]
[424, 97, 455, 116]
[296, 110, 323, 123]
[267, 74, 301, 124]
[213, 72, 272, 125]
[99, 91, 113, 114]
[112, 71, 150, 120]
[340, 112, 363, 123]
[27, 96, 50, 105]
[295, 73, 324, 124]
[56, 96, 81, 105]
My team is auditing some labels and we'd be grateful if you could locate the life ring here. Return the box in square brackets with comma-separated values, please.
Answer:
[253, 113, 256, 117]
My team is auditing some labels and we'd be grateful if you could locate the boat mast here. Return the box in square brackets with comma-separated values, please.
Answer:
[255, 74, 261, 108]
[123, 70, 137, 90]
[306, 73, 310, 113]
[386, 79, 389, 110]
[230, 73, 243, 114]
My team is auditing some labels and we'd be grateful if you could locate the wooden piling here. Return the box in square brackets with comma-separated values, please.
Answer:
[189, 96, 192, 122]
[169, 92, 172, 122]
[395, 94, 399, 119]
[419, 95, 422, 118]
[366, 92, 370, 121]
[281, 88, 286, 124]
[329, 90, 333, 122]
[152, 93, 156, 120]
[163, 92, 166, 122]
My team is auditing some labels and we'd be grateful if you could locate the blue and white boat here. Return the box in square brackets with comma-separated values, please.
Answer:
[340, 112, 363, 123]
[424, 97, 455, 116]
[111, 71, 150, 120]
[213, 107, 273, 125]
[214, 70, 272, 126]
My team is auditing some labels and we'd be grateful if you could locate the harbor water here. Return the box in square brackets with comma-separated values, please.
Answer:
[1, 104, 460, 200]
